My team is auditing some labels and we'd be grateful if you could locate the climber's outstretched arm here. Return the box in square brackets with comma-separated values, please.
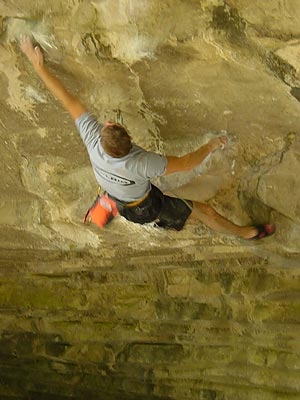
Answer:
[165, 135, 228, 175]
[20, 35, 86, 120]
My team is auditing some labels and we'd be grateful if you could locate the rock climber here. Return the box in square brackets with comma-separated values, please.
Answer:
[20, 35, 275, 240]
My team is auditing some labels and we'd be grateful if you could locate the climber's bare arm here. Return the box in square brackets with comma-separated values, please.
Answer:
[165, 135, 228, 175]
[20, 35, 86, 120]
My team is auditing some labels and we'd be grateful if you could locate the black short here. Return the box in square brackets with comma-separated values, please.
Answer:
[111, 185, 193, 231]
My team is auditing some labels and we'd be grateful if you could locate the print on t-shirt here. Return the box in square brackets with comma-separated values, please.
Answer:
[94, 166, 135, 186]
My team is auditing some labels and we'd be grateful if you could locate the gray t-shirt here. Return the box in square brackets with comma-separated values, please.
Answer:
[75, 112, 167, 201]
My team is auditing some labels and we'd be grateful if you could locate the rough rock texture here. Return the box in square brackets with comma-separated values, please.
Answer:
[1, 1, 300, 399]
[1, 243, 300, 400]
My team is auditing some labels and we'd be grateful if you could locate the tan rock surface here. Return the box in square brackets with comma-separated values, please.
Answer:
[0, 1, 300, 399]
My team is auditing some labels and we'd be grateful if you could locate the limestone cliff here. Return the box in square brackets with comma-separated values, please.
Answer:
[0, 1, 300, 399]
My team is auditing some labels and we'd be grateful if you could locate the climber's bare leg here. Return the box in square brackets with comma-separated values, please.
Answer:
[188, 201, 257, 239]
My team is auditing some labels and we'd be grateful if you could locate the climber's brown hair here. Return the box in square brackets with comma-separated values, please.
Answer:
[100, 123, 132, 158]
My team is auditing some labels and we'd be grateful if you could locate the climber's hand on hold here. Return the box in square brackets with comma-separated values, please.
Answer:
[20, 35, 44, 71]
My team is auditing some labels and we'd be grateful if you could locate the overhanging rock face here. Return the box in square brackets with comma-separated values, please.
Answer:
[1, 1, 300, 399]
[1, 0, 300, 250]
[1, 243, 300, 400]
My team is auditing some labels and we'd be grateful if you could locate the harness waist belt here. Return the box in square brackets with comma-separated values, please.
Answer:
[124, 191, 150, 207]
